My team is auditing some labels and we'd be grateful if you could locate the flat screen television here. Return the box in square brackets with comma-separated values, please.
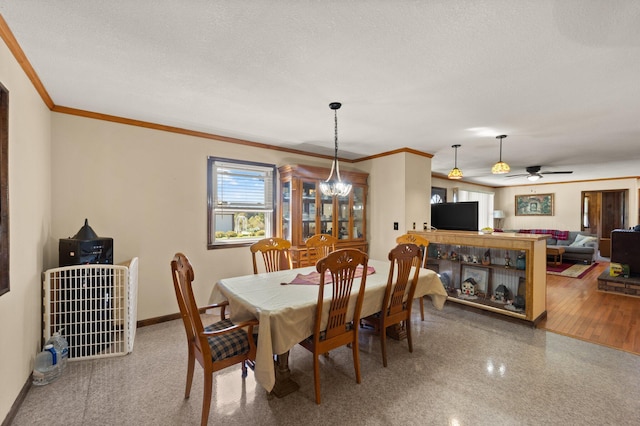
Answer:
[431, 201, 479, 231]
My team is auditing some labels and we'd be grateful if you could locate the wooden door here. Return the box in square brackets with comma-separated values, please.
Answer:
[582, 190, 627, 257]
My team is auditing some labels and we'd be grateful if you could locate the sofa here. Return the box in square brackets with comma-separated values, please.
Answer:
[503, 229, 599, 264]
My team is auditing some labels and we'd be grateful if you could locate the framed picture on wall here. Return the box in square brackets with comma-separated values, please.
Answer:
[515, 193, 554, 216]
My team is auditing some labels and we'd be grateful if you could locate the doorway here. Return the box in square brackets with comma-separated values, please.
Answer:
[581, 190, 627, 257]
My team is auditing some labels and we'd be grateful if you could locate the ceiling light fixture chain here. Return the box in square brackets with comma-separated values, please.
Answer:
[319, 102, 352, 197]
[448, 144, 463, 179]
[491, 134, 510, 174]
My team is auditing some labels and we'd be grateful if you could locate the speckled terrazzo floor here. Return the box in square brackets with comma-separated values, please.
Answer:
[10, 300, 640, 425]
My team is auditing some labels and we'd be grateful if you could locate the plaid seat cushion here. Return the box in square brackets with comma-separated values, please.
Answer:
[204, 318, 250, 361]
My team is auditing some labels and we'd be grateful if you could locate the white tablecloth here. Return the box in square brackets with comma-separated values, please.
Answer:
[211, 259, 446, 392]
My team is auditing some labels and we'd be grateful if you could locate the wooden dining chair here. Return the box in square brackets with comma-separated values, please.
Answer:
[171, 253, 258, 426]
[375, 243, 422, 367]
[396, 233, 430, 320]
[299, 248, 369, 404]
[250, 237, 292, 274]
[305, 233, 338, 266]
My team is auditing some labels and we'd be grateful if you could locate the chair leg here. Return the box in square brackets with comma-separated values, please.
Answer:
[419, 297, 425, 321]
[352, 336, 362, 384]
[313, 354, 321, 404]
[380, 324, 388, 368]
[406, 319, 413, 353]
[185, 345, 195, 398]
[241, 359, 248, 378]
[201, 372, 213, 426]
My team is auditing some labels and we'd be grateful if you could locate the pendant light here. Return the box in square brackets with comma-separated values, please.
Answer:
[448, 144, 463, 179]
[491, 134, 510, 174]
[319, 102, 352, 197]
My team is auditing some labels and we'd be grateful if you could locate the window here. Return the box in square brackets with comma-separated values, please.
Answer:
[454, 188, 495, 229]
[431, 187, 447, 204]
[207, 157, 276, 248]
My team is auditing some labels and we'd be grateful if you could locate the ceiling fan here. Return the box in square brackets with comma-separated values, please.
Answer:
[506, 165, 573, 182]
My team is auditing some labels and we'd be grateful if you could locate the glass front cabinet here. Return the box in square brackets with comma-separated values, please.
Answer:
[278, 164, 368, 267]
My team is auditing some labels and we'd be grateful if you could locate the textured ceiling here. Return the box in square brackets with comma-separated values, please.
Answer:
[1, 1, 639, 186]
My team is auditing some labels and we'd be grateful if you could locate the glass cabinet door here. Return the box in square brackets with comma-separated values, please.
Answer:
[319, 193, 334, 236]
[352, 186, 365, 239]
[281, 180, 291, 241]
[336, 195, 350, 240]
[301, 180, 317, 241]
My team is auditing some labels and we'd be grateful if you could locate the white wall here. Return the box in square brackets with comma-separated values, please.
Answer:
[0, 39, 52, 420]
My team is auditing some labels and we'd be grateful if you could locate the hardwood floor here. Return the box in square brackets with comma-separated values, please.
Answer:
[540, 261, 640, 355]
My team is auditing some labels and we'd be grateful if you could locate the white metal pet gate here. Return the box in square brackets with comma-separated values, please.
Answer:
[43, 257, 139, 360]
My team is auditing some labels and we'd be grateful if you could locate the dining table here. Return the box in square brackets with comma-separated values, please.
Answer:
[210, 258, 447, 396]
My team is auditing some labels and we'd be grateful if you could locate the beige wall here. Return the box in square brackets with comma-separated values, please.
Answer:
[361, 152, 431, 261]
[0, 39, 52, 419]
[404, 153, 431, 234]
[432, 176, 640, 232]
[50, 113, 362, 320]
[496, 179, 639, 231]
[49, 117, 438, 325]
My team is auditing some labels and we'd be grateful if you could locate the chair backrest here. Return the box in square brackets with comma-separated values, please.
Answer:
[250, 237, 292, 274]
[383, 243, 422, 316]
[305, 234, 338, 265]
[314, 249, 369, 340]
[396, 233, 429, 268]
[171, 253, 211, 363]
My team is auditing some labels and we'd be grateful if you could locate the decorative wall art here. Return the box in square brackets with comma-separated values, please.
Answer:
[461, 265, 489, 293]
[515, 193, 554, 216]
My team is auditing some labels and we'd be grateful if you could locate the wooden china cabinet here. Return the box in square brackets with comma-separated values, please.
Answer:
[278, 164, 368, 267]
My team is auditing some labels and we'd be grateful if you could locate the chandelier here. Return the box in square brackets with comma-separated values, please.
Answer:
[319, 102, 352, 197]
[491, 134, 510, 174]
[447, 144, 463, 179]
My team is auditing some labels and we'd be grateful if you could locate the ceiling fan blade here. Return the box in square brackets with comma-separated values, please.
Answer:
[504, 173, 529, 178]
[541, 171, 573, 175]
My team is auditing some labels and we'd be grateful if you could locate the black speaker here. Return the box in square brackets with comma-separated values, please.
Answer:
[59, 219, 113, 266]
[59, 238, 113, 266]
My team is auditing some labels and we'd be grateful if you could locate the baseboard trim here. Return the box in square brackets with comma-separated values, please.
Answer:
[136, 308, 210, 328]
[136, 312, 181, 328]
[2, 378, 31, 426]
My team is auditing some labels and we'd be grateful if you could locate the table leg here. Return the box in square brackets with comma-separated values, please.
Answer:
[269, 351, 300, 398]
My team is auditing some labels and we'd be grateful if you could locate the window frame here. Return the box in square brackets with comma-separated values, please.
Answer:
[431, 186, 447, 204]
[207, 157, 276, 249]
[0, 82, 9, 296]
